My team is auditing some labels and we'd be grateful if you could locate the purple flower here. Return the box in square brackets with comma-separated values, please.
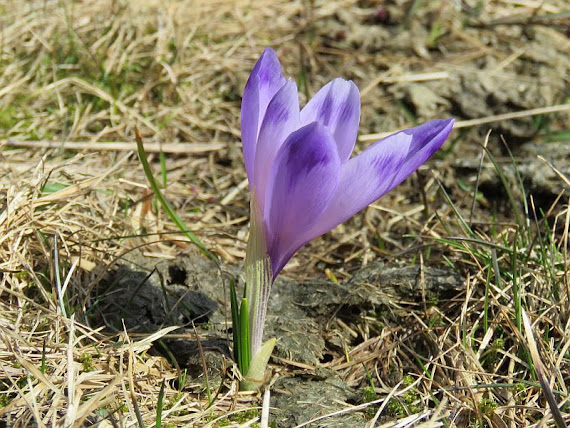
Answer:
[242, 48, 454, 278]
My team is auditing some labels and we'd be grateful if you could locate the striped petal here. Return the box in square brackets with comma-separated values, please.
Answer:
[253, 80, 300, 212]
[265, 122, 341, 276]
[300, 78, 360, 162]
[307, 118, 454, 239]
[241, 48, 287, 185]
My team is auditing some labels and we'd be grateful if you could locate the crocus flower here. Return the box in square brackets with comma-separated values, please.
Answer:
[242, 48, 454, 278]
[237, 48, 453, 389]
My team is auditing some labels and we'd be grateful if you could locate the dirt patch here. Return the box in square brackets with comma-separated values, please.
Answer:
[310, 1, 569, 148]
[94, 250, 464, 423]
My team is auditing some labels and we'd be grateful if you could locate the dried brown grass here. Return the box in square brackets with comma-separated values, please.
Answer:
[1, 0, 569, 426]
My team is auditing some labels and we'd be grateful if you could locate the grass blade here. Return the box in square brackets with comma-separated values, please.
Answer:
[482, 145, 525, 235]
[230, 279, 242, 371]
[240, 298, 250, 375]
[155, 378, 165, 428]
[159, 150, 168, 187]
[134, 127, 212, 259]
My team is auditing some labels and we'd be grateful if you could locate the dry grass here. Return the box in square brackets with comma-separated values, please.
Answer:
[1, 0, 569, 426]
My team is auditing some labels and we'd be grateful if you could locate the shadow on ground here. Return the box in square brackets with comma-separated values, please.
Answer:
[89, 249, 464, 425]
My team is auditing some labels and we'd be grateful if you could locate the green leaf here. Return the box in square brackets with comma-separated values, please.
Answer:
[41, 182, 69, 195]
[134, 128, 212, 258]
[230, 279, 241, 370]
[241, 338, 276, 391]
[155, 378, 165, 428]
[240, 298, 250, 375]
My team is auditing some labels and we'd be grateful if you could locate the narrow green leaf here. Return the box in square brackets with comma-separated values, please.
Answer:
[484, 262, 491, 333]
[511, 230, 521, 332]
[435, 177, 474, 237]
[501, 140, 530, 237]
[156, 378, 165, 428]
[229, 279, 242, 371]
[240, 297, 250, 375]
[41, 182, 69, 195]
[134, 128, 212, 259]
[482, 146, 524, 234]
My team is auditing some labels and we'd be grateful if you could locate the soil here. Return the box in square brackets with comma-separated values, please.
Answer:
[94, 249, 463, 424]
[311, 1, 569, 145]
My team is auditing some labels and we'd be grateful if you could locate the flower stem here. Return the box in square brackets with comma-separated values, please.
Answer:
[232, 193, 275, 391]
[245, 193, 273, 359]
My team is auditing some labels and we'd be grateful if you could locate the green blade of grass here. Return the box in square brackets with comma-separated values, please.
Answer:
[435, 177, 475, 238]
[230, 279, 242, 372]
[501, 137, 530, 235]
[41, 339, 46, 374]
[239, 297, 251, 376]
[134, 127, 212, 259]
[156, 378, 165, 428]
[484, 261, 491, 333]
[470, 132, 491, 224]
[511, 229, 522, 333]
[482, 146, 525, 236]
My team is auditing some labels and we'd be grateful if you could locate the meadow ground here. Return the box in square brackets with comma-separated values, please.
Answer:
[0, 0, 569, 426]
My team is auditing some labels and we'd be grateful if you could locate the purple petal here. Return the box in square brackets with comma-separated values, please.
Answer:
[264, 122, 341, 276]
[253, 80, 301, 213]
[300, 78, 360, 162]
[391, 119, 455, 186]
[306, 131, 412, 240]
[307, 118, 454, 240]
[241, 48, 287, 184]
